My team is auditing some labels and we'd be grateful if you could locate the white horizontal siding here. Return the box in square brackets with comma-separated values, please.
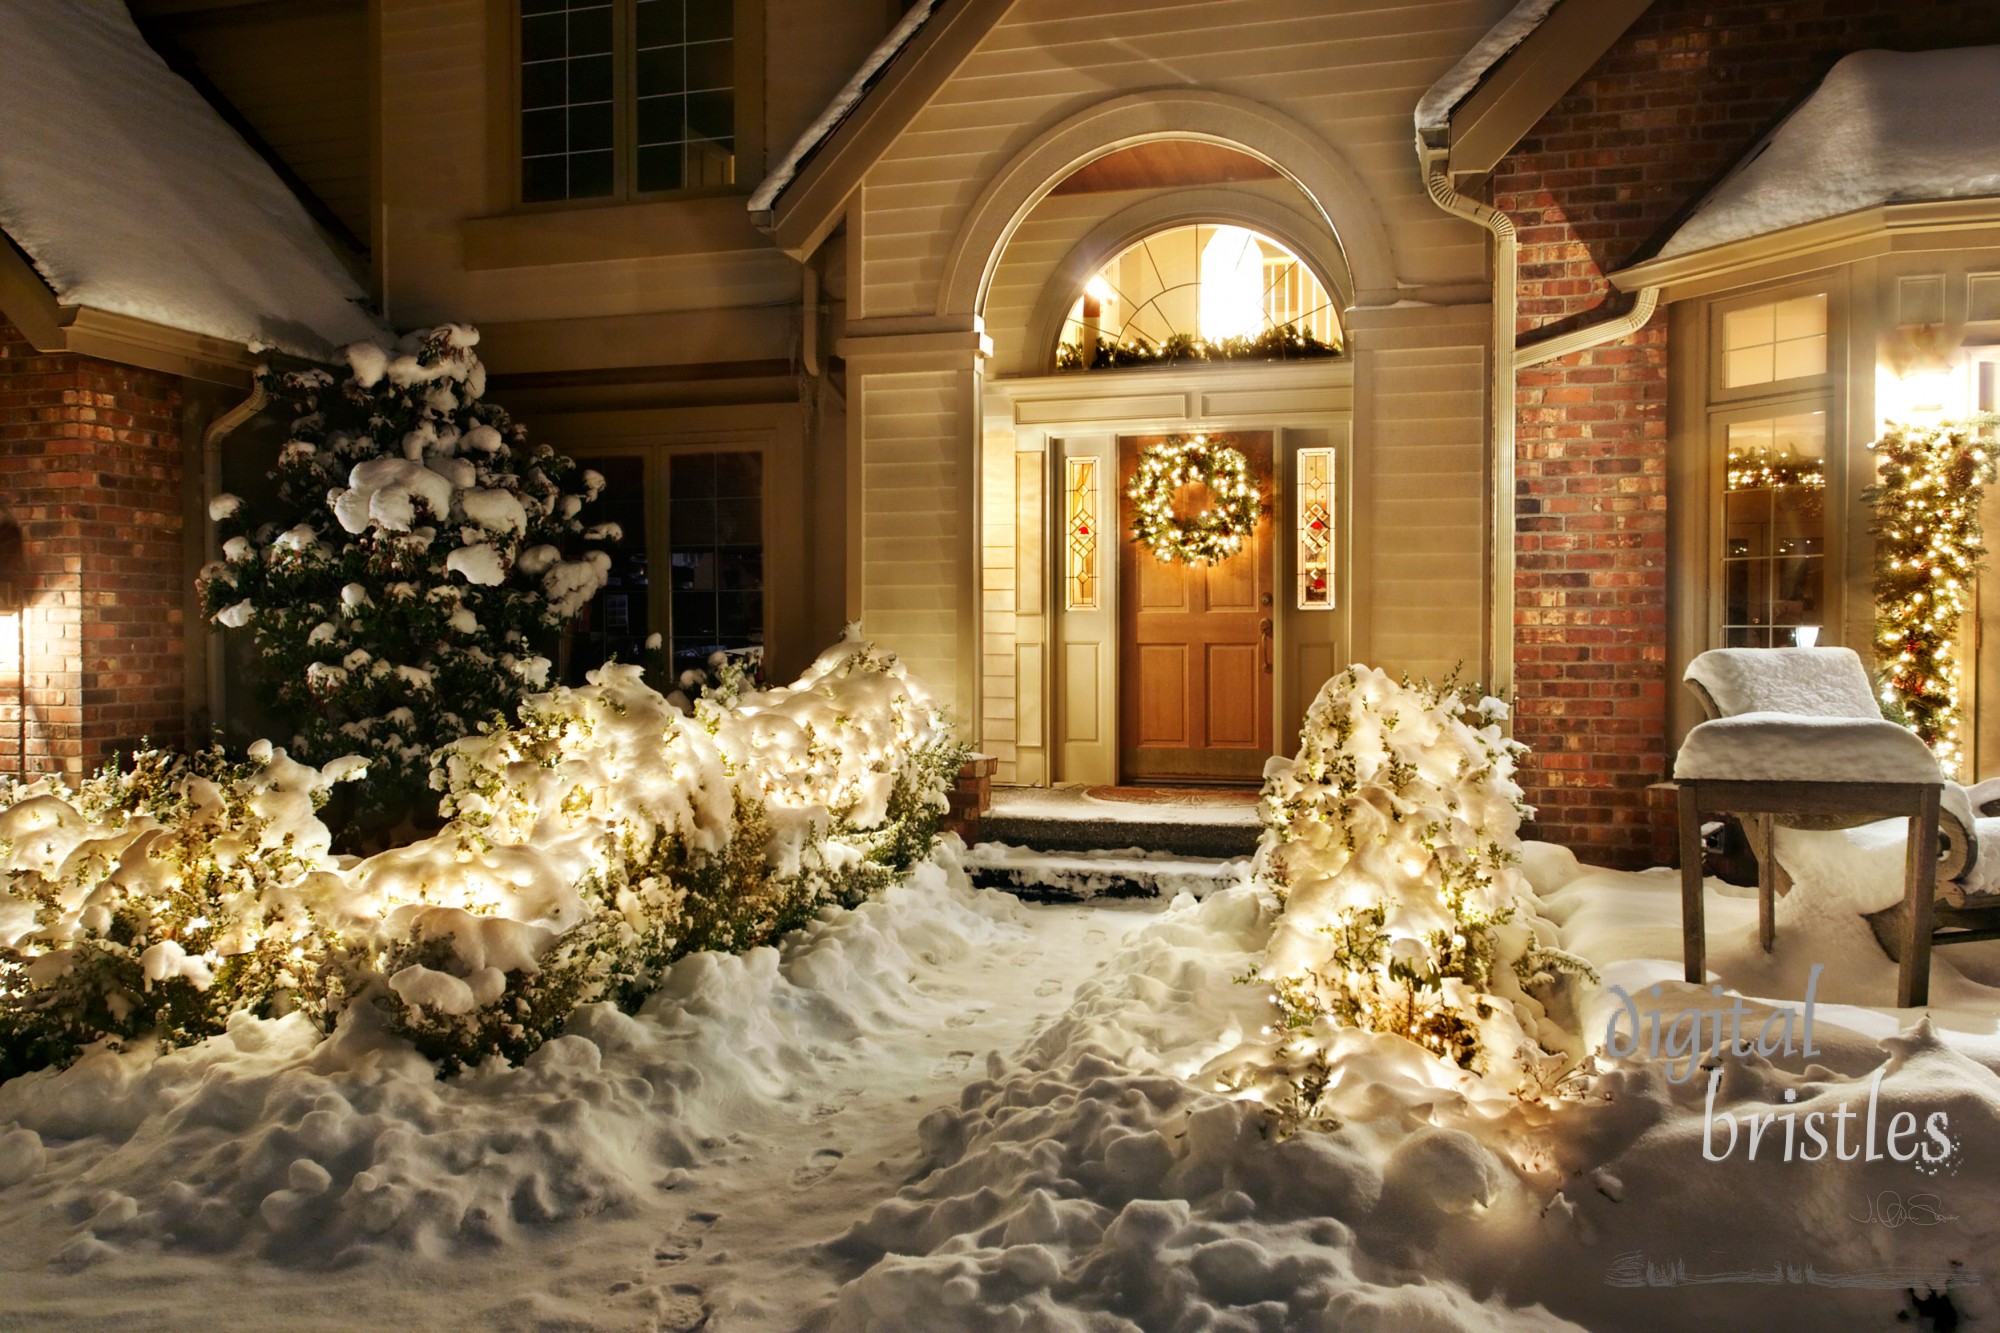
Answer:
[859, 0, 1511, 316]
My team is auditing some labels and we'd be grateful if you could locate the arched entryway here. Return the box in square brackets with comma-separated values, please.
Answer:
[972, 134, 1358, 787]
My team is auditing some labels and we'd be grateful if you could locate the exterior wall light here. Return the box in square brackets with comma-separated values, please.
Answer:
[1881, 323, 1963, 425]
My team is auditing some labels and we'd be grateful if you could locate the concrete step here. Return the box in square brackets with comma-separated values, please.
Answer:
[966, 842, 1250, 902]
[981, 786, 1263, 859]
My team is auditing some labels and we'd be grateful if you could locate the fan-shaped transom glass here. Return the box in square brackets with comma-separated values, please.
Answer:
[1057, 224, 1343, 371]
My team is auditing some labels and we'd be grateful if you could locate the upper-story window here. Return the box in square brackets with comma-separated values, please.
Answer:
[519, 0, 736, 204]
[1721, 292, 1827, 389]
[1056, 224, 1343, 371]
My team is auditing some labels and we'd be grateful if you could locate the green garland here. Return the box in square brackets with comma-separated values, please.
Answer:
[1866, 418, 1999, 776]
[1058, 324, 1341, 372]
[1126, 434, 1263, 565]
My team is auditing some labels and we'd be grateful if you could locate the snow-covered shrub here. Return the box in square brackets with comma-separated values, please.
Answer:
[0, 631, 961, 1081]
[200, 324, 614, 833]
[653, 641, 765, 714]
[1244, 666, 1592, 1125]
[361, 631, 963, 1071]
[0, 746, 366, 1082]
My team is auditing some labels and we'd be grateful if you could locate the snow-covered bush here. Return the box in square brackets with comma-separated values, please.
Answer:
[0, 632, 961, 1081]
[1243, 666, 1592, 1126]
[200, 324, 614, 833]
[0, 746, 366, 1082]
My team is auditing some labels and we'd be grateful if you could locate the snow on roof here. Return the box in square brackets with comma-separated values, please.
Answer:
[1658, 46, 2000, 260]
[0, 1, 383, 360]
[746, 0, 942, 214]
[1414, 0, 1564, 137]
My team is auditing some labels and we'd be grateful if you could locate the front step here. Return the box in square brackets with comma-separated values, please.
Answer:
[981, 787, 1263, 859]
[966, 842, 1250, 902]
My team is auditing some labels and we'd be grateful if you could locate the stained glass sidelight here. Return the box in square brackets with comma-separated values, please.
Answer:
[1297, 447, 1334, 609]
[1065, 457, 1098, 610]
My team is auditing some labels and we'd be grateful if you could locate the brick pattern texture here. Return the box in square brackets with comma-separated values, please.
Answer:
[0, 319, 187, 778]
[1495, 0, 2000, 867]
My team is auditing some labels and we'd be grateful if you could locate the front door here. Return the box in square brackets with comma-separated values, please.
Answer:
[1117, 432, 1274, 783]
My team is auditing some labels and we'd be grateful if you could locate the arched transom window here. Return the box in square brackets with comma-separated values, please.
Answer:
[1057, 224, 1342, 371]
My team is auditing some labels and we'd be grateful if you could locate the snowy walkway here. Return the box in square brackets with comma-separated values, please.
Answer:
[7, 845, 2000, 1330]
[0, 869, 1177, 1331]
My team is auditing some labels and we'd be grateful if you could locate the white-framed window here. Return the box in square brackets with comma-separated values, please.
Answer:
[518, 0, 737, 204]
[1056, 224, 1343, 370]
[562, 446, 765, 684]
[1701, 284, 1838, 650]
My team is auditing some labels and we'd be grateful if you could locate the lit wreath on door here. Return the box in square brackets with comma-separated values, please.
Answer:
[1126, 433, 1263, 565]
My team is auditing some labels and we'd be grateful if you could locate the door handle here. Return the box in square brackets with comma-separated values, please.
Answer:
[1260, 617, 1274, 674]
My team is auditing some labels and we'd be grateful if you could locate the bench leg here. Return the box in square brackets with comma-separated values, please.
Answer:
[1897, 788, 1941, 1009]
[1679, 784, 1705, 985]
[1750, 813, 1776, 953]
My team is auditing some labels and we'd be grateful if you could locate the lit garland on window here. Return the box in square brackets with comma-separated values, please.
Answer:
[1126, 433, 1263, 566]
[1867, 418, 1999, 776]
[1726, 446, 1825, 492]
[1057, 324, 1341, 371]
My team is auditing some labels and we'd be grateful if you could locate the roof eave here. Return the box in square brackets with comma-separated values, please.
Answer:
[1433, 0, 1656, 183]
[1610, 197, 2000, 303]
[0, 238, 254, 388]
[759, 0, 1016, 260]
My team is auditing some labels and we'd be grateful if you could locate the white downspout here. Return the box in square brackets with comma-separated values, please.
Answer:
[801, 262, 822, 378]
[1419, 140, 1517, 697]
[1516, 285, 1660, 369]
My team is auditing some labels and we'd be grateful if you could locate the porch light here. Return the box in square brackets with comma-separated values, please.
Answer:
[1881, 324, 1961, 424]
[1794, 625, 1819, 648]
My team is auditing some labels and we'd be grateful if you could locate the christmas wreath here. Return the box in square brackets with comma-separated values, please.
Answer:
[1127, 434, 1264, 565]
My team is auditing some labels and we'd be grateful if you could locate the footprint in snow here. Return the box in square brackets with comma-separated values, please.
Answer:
[1034, 978, 1063, 998]
[931, 1050, 975, 1079]
[944, 1004, 990, 1029]
[791, 1149, 844, 1188]
[807, 1084, 866, 1122]
[653, 1282, 710, 1332]
[654, 1212, 719, 1264]
[1084, 928, 1107, 944]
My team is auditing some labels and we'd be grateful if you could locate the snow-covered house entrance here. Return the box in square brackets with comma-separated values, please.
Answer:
[752, 0, 1514, 790]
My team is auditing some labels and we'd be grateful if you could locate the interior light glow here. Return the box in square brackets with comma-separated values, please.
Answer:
[1198, 225, 1267, 343]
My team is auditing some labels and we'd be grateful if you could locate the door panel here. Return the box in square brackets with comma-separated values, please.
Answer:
[1206, 643, 1259, 745]
[1135, 643, 1190, 746]
[1118, 432, 1274, 782]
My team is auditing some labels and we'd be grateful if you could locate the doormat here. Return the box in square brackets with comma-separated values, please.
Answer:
[1083, 786, 1261, 806]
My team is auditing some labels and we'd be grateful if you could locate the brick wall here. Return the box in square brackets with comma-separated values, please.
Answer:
[1494, 0, 2000, 867]
[0, 319, 188, 778]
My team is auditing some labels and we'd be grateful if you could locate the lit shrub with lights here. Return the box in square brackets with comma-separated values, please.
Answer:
[0, 746, 367, 1082]
[0, 631, 962, 1081]
[1243, 666, 1592, 1127]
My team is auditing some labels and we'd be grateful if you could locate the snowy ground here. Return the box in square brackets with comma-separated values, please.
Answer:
[2, 839, 1997, 1330]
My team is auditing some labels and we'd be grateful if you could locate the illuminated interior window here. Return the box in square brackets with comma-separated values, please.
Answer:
[1058, 224, 1342, 370]
[1723, 294, 1827, 389]
[1723, 411, 1825, 647]
[1065, 457, 1099, 610]
[1297, 448, 1334, 610]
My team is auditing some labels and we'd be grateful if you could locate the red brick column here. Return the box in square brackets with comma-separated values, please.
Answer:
[0, 320, 187, 778]
[1493, 0, 2000, 868]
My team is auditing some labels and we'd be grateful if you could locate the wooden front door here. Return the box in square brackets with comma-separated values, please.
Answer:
[1117, 433, 1274, 783]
